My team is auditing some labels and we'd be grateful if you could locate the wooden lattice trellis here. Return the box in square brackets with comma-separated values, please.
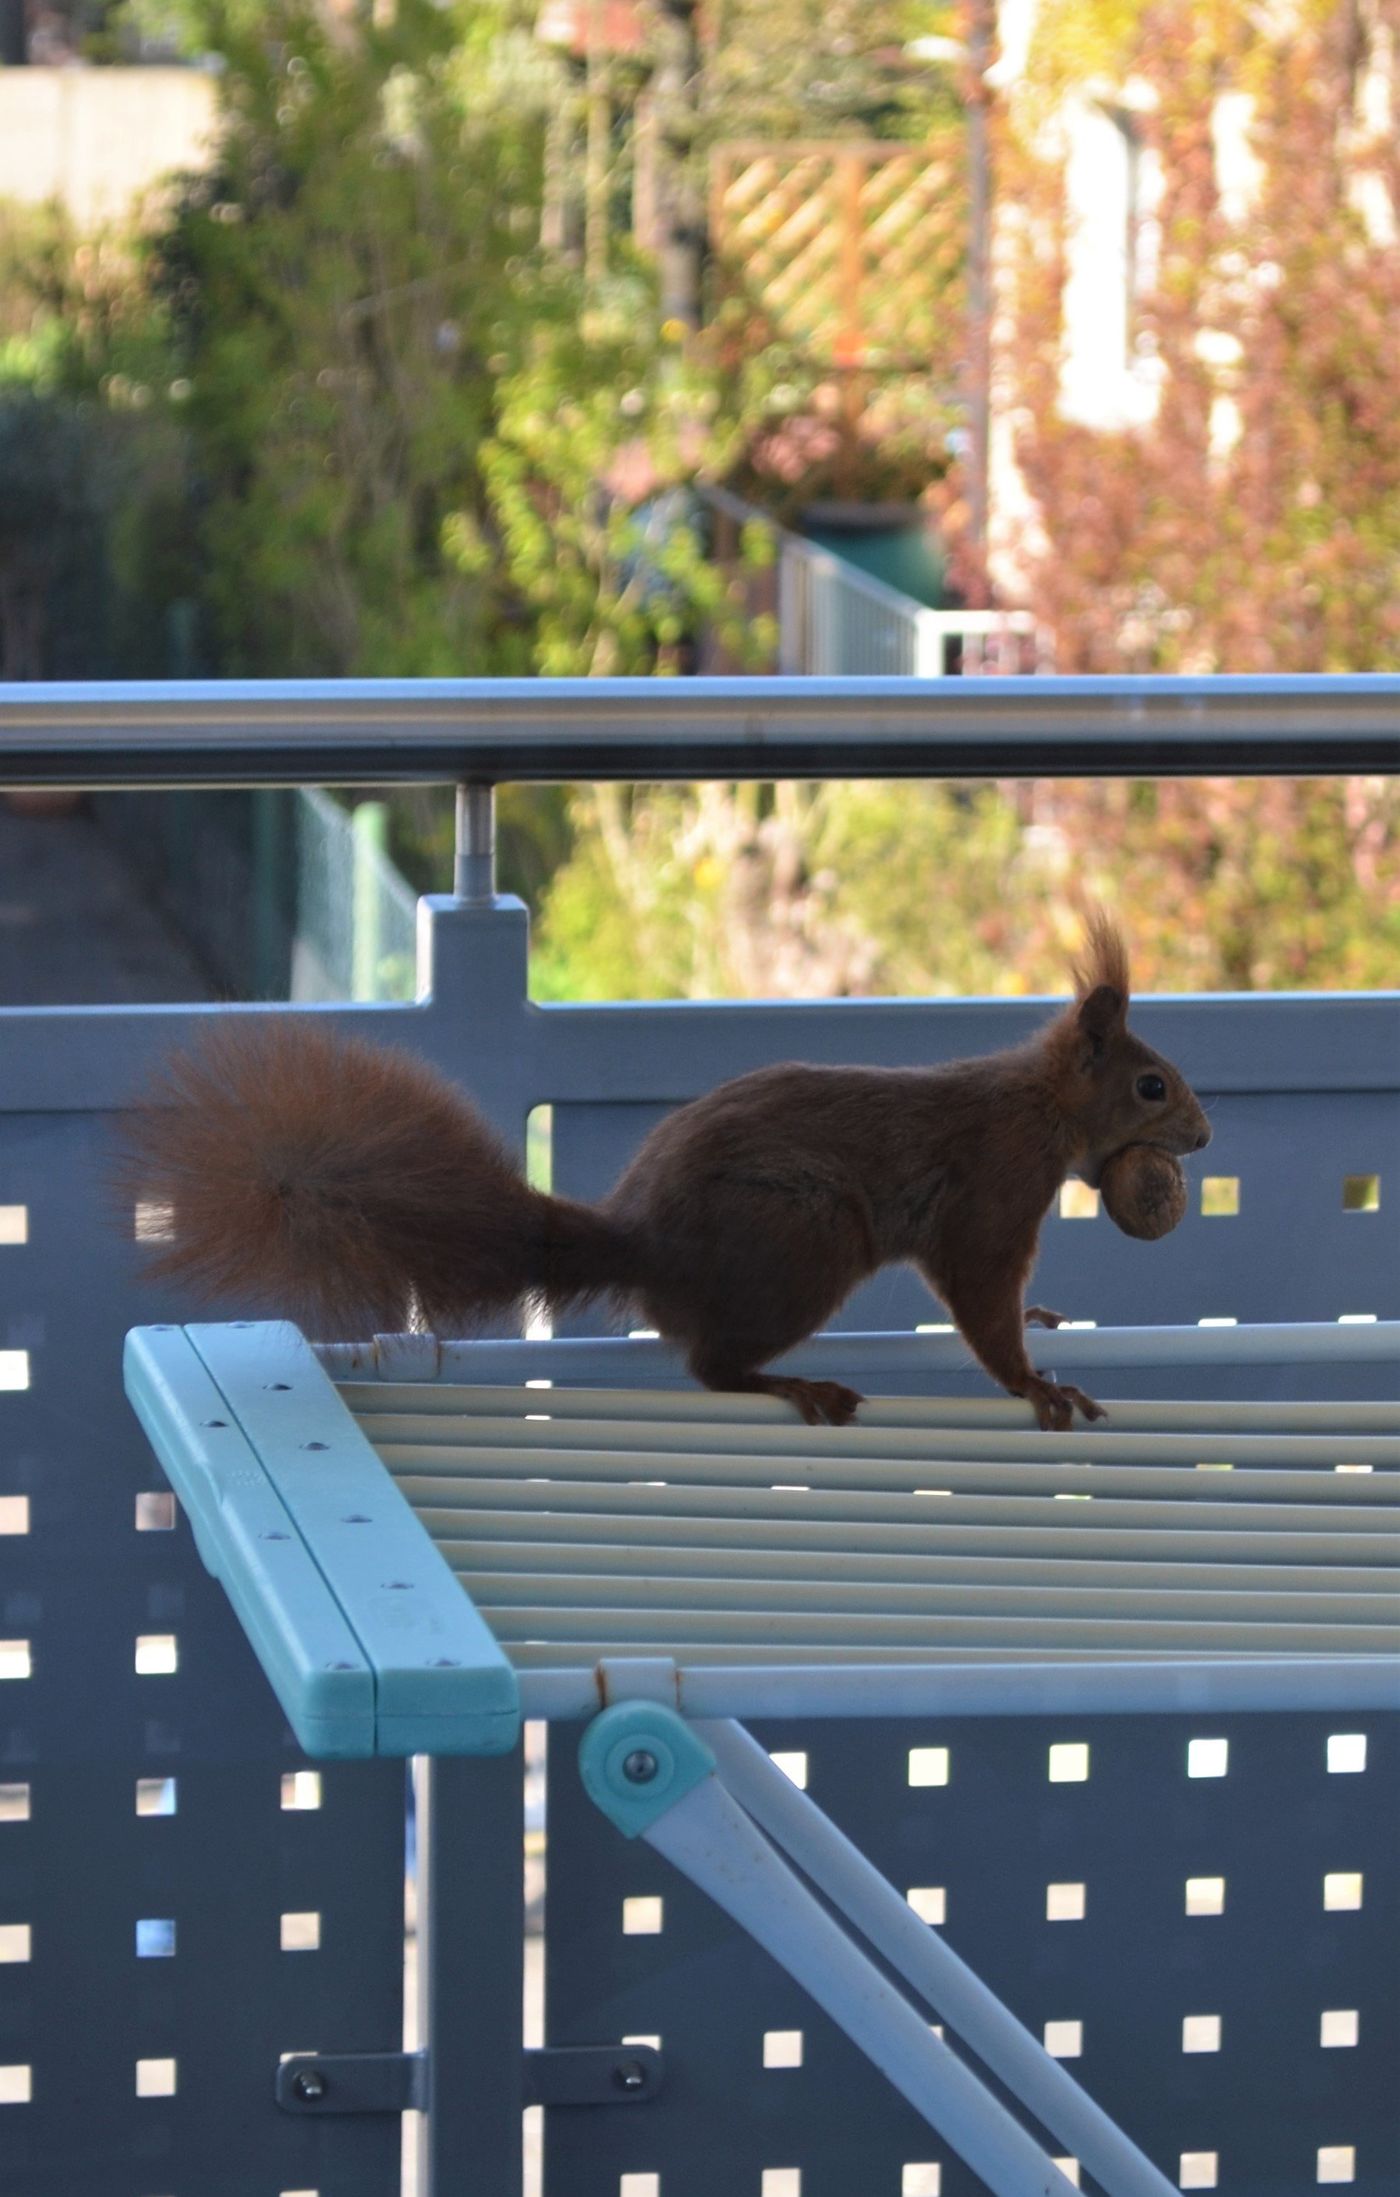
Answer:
[710, 138, 966, 372]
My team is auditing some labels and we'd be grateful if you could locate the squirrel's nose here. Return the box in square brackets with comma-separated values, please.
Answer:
[1193, 1125, 1212, 1150]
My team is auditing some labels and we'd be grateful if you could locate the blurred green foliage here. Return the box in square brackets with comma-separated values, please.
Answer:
[2, 0, 1397, 999]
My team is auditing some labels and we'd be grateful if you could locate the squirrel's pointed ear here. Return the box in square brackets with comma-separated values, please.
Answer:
[1077, 984, 1126, 1060]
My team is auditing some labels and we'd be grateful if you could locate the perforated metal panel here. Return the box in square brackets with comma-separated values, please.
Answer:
[543, 1709, 1399, 2197]
[0, 1111, 407, 2197]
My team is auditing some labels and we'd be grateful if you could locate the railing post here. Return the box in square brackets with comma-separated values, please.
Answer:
[777, 540, 801, 674]
[351, 798, 388, 1000]
[454, 782, 497, 903]
[413, 1751, 526, 2197]
[914, 609, 948, 678]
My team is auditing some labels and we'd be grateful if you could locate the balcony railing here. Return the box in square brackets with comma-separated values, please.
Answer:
[3, 671, 1400, 789]
[0, 673, 1396, 2197]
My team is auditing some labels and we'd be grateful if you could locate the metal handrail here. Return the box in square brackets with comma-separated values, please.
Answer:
[2, 675, 1400, 786]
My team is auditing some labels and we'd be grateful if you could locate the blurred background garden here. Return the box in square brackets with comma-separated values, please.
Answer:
[2, 0, 1399, 1002]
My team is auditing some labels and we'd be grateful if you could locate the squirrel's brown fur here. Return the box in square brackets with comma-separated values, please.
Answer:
[119, 1022, 637, 1338]
[120, 919, 1210, 1429]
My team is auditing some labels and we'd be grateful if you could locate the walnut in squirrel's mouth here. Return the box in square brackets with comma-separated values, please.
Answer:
[1099, 1144, 1188, 1240]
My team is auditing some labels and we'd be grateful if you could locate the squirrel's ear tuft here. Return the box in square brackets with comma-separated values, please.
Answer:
[1072, 910, 1131, 1004]
[1077, 983, 1126, 1054]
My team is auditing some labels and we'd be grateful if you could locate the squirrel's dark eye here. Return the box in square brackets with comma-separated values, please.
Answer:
[1136, 1073, 1167, 1102]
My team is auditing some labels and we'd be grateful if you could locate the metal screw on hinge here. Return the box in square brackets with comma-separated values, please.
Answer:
[622, 1749, 659, 1786]
[291, 2068, 327, 2103]
[613, 2058, 648, 2094]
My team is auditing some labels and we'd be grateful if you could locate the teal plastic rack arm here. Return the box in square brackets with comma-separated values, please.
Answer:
[124, 1324, 376, 1756]
[124, 1322, 521, 1758]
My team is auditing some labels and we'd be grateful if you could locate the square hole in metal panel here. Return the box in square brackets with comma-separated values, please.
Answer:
[136, 1919, 176, 1958]
[1317, 2148, 1355, 2184]
[1053, 2165, 1080, 2189]
[902, 2169, 941, 2196]
[1043, 2021, 1082, 2059]
[135, 1635, 178, 1676]
[135, 2059, 177, 2097]
[1200, 1178, 1240, 1217]
[281, 1771, 322, 1811]
[0, 1641, 32, 1681]
[761, 2173, 800, 2197]
[281, 1911, 321, 1951]
[1048, 1742, 1089, 1783]
[1179, 2155, 1217, 2190]
[0, 1206, 28, 1245]
[0, 1352, 30, 1390]
[619, 2179, 659, 2197]
[1059, 1182, 1099, 1220]
[135, 1493, 176, 1533]
[1320, 2010, 1359, 2049]
[622, 1897, 663, 1936]
[906, 1887, 946, 1926]
[1187, 1738, 1228, 1778]
[1326, 1734, 1367, 1774]
[133, 1202, 176, 1243]
[769, 1752, 808, 1790]
[1182, 2015, 1221, 2053]
[0, 1925, 31, 1963]
[136, 1777, 177, 1818]
[1185, 1876, 1225, 1916]
[1342, 1175, 1380, 1212]
[763, 2031, 803, 2069]
[908, 1747, 950, 1787]
[1323, 1873, 1363, 1911]
[1046, 1882, 1086, 1921]
[0, 1497, 27, 1534]
[0, 2065, 32, 2104]
[0, 1784, 30, 1823]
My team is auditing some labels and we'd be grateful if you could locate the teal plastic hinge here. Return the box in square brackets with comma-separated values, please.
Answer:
[578, 1702, 715, 1838]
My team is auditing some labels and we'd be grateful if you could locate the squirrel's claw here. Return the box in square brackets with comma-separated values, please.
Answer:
[1024, 1305, 1067, 1329]
[1024, 1372, 1106, 1432]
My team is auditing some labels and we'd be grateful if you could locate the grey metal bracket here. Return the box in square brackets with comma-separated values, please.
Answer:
[523, 2043, 664, 2106]
[277, 2043, 663, 2116]
[277, 2051, 429, 2116]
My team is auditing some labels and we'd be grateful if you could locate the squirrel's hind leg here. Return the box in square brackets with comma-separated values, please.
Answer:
[687, 1352, 864, 1428]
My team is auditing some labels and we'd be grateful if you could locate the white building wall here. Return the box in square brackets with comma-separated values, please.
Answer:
[0, 68, 219, 228]
[1057, 94, 1162, 431]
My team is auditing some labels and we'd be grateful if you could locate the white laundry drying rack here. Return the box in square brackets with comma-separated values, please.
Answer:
[124, 1317, 1400, 2197]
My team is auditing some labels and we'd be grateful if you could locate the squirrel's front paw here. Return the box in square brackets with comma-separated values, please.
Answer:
[1024, 1305, 1067, 1330]
[1024, 1372, 1106, 1432]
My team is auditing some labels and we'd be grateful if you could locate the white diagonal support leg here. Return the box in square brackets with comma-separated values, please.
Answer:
[581, 1701, 1087, 2197]
[648, 1774, 1081, 2197]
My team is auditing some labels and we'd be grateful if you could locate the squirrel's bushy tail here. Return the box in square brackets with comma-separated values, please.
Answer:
[119, 1023, 643, 1337]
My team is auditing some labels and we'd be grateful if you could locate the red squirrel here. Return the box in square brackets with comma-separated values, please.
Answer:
[123, 914, 1210, 1429]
